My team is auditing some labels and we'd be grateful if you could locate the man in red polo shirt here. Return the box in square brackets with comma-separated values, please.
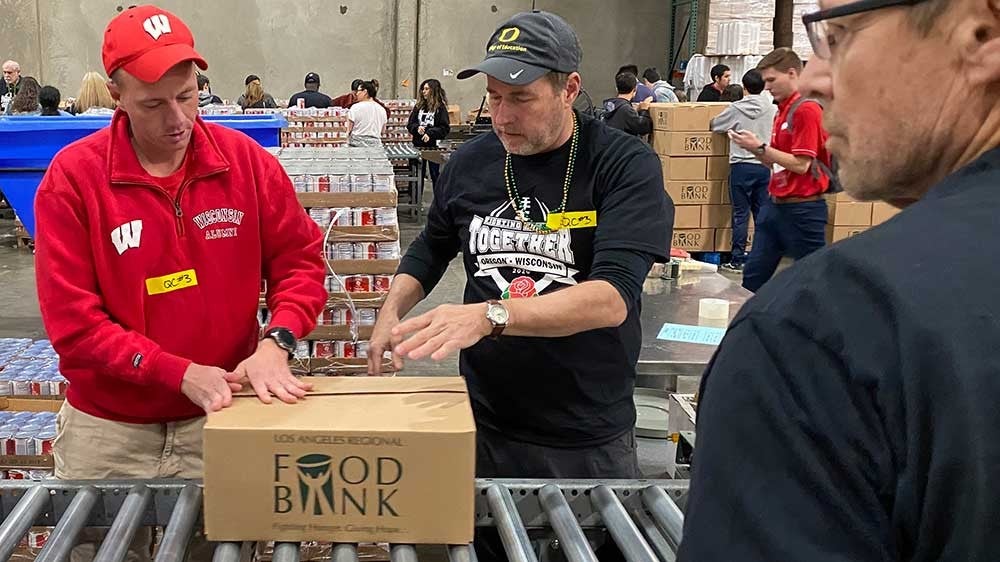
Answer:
[729, 47, 832, 292]
[33, 5, 326, 551]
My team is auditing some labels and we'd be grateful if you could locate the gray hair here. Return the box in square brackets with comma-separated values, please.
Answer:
[2, 60, 20, 71]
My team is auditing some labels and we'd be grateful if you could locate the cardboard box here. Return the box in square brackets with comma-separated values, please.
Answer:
[673, 205, 702, 228]
[650, 102, 731, 132]
[664, 181, 725, 205]
[661, 157, 707, 181]
[652, 132, 729, 157]
[871, 202, 901, 225]
[447, 105, 461, 125]
[715, 227, 755, 252]
[706, 157, 730, 180]
[834, 191, 860, 202]
[700, 205, 733, 228]
[826, 225, 867, 243]
[204, 377, 476, 544]
[671, 229, 715, 252]
[826, 201, 873, 226]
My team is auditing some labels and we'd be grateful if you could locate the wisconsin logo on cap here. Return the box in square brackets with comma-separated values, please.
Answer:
[497, 27, 520, 42]
[143, 14, 172, 40]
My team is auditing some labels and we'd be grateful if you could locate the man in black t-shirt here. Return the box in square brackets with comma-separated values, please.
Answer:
[679, 1, 1000, 560]
[370, 3, 671, 519]
[287, 72, 331, 108]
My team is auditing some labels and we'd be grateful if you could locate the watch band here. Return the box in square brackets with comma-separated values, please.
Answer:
[264, 327, 296, 359]
[755, 143, 768, 155]
[487, 300, 506, 338]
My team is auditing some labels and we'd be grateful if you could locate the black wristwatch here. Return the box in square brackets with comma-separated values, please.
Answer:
[754, 143, 768, 155]
[263, 327, 296, 359]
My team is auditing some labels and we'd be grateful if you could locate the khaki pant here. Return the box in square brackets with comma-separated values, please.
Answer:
[55, 402, 214, 562]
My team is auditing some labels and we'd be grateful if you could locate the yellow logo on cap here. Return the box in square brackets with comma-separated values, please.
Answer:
[498, 27, 520, 42]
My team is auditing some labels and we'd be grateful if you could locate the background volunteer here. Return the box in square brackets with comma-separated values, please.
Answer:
[34, 4, 326, 490]
[730, 48, 832, 292]
[367, 11, 672, 560]
[407, 78, 451, 186]
[348, 80, 387, 146]
[287, 72, 332, 108]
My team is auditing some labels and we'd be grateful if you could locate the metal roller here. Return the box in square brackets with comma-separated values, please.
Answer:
[154, 485, 202, 562]
[590, 486, 657, 562]
[272, 542, 301, 562]
[486, 484, 538, 562]
[641, 486, 684, 549]
[35, 485, 99, 562]
[389, 544, 418, 562]
[332, 543, 359, 562]
[446, 544, 478, 562]
[627, 505, 676, 562]
[94, 484, 153, 562]
[0, 485, 50, 562]
[211, 542, 243, 562]
[538, 485, 597, 562]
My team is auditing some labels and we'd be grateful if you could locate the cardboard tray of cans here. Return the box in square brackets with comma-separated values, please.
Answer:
[288, 357, 394, 376]
[326, 259, 399, 275]
[305, 326, 375, 341]
[325, 225, 399, 242]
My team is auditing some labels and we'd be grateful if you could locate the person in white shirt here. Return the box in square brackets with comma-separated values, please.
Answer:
[348, 80, 387, 147]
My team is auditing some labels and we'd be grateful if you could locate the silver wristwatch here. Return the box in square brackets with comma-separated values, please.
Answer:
[486, 300, 509, 338]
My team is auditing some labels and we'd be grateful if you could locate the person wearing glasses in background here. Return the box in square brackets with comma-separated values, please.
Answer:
[679, 0, 1000, 560]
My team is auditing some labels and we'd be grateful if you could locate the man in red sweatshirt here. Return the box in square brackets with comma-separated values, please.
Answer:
[34, 3, 325, 498]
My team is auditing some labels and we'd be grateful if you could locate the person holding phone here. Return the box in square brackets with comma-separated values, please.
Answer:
[710, 69, 776, 272]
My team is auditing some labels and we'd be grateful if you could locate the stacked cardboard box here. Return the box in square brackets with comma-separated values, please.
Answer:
[825, 193, 902, 243]
[650, 103, 731, 252]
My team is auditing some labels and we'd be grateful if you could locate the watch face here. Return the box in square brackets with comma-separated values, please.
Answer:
[270, 328, 295, 350]
[488, 304, 509, 325]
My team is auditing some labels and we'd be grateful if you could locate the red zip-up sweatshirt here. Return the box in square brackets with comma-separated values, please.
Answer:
[34, 111, 327, 423]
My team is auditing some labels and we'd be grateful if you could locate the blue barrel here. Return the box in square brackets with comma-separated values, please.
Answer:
[0, 113, 287, 237]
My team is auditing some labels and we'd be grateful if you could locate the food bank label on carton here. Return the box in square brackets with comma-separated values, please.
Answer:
[203, 377, 476, 545]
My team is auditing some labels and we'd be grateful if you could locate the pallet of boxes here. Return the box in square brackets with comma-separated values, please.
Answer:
[264, 146, 399, 375]
[826, 193, 901, 243]
[649, 103, 734, 254]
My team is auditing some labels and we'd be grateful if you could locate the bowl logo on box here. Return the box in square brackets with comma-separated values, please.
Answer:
[681, 183, 709, 203]
[273, 453, 403, 517]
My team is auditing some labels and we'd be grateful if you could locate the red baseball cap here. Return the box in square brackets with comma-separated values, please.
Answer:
[102, 5, 207, 83]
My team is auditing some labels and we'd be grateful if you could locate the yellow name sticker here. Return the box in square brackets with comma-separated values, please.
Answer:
[545, 211, 598, 231]
[145, 269, 198, 296]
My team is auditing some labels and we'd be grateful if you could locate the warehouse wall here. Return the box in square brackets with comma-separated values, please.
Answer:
[1, 0, 670, 118]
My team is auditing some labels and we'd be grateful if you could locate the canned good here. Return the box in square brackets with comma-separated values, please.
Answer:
[356, 341, 370, 358]
[11, 377, 30, 396]
[309, 208, 332, 227]
[29, 380, 49, 396]
[333, 242, 355, 261]
[357, 308, 377, 326]
[372, 173, 394, 192]
[27, 529, 48, 549]
[331, 174, 352, 193]
[0, 430, 14, 455]
[28, 469, 52, 481]
[14, 431, 35, 456]
[336, 341, 356, 358]
[375, 207, 397, 226]
[373, 275, 393, 292]
[352, 208, 375, 226]
[353, 242, 377, 260]
[350, 174, 373, 192]
[326, 276, 344, 292]
[331, 208, 352, 226]
[49, 379, 68, 396]
[329, 307, 351, 326]
[34, 430, 55, 456]
[317, 174, 331, 193]
[294, 341, 311, 360]
[0, 378, 10, 396]
[377, 242, 401, 260]
[313, 341, 335, 358]
[6, 469, 27, 480]
[344, 275, 372, 293]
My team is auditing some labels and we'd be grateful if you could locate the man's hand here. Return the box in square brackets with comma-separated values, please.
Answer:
[417, 126, 426, 135]
[180, 363, 244, 414]
[393, 303, 492, 362]
[422, 134, 431, 143]
[368, 312, 405, 375]
[729, 129, 763, 151]
[230, 339, 312, 404]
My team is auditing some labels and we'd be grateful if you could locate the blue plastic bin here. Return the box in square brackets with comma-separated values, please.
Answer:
[0, 113, 287, 237]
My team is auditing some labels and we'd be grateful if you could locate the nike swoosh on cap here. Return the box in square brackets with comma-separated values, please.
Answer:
[509, 69, 525, 79]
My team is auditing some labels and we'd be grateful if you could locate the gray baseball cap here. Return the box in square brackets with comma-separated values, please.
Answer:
[457, 11, 582, 86]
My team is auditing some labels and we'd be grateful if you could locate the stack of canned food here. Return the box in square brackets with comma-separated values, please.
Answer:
[309, 206, 398, 229]
[318, 306, 378, 327]
[325, 274, 394, 293]
[287, 162, 395, 193]
[0, 338, 32, 367]
[0, 410, 57, 458]
[0, 361, 68, 397]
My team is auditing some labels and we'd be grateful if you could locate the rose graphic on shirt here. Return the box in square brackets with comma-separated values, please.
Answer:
[502, 276, 537, 299]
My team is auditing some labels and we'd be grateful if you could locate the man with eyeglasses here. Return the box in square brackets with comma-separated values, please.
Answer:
[1, 60, 22, 114]
[679, 0, 1000, 560]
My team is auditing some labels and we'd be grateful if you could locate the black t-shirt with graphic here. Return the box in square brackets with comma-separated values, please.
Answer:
[398, 111, 672, 446]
